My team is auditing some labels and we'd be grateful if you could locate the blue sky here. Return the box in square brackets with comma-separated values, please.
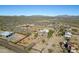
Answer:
[0, 5, 79, 16]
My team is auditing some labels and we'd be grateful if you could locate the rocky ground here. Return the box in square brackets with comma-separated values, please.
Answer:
[0, 22, 79, 53]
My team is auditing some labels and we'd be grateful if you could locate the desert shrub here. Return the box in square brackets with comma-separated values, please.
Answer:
[26, 32, 31, 36]
[59, 28, 64, 32]
[52, 44, 56, 47]
[74, 39, 78, 41]
[58, 28, 65, 36]
[72, 29, 78, 32]
[48, 49, 53, 53]
[34, 33, 38, 38]
[42, 39, 45, 43]
[60, 31, 65, 36]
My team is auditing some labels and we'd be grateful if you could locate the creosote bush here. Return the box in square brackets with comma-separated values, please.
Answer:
[52, 44, 56, 47]
[42, 39, 45, 43]
[34, 33, 38, 38]
[48, 49, 53, 53]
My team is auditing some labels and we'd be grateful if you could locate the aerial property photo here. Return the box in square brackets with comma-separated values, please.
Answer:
[0, 5, 79, 53]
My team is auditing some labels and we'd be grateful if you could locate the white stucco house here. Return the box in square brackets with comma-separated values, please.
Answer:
[64, 32, 72, 41]
[39, 29, 49, 33]
[38, 29, 49, 37]
[0, 31, 14, 41]
[64, 32, 72, 38]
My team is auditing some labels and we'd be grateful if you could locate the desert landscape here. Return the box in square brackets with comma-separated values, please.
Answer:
[0, 5, 79, 53]
[0, 15, 79, 53]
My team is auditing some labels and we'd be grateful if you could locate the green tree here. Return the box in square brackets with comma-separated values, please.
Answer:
[47, 30, 54, 38]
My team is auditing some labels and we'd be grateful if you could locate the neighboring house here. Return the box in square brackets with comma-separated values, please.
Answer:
[0, 31, 14, 41]
[39, 29, 49, 33]
[64, 32, 72, 38]
[64, 32, 72, 41]
[38, 29, 49, 37]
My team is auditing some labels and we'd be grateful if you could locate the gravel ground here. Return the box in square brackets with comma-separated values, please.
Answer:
[0, 45, 15, 53]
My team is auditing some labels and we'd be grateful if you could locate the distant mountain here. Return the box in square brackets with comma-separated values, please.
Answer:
[53, 15, 79, 20]
[0, 15, 79, 21]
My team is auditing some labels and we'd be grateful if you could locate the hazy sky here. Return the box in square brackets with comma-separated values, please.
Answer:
[0, 5, 79, 16]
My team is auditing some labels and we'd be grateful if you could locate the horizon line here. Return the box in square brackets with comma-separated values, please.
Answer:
[0, 14, 79, 16]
